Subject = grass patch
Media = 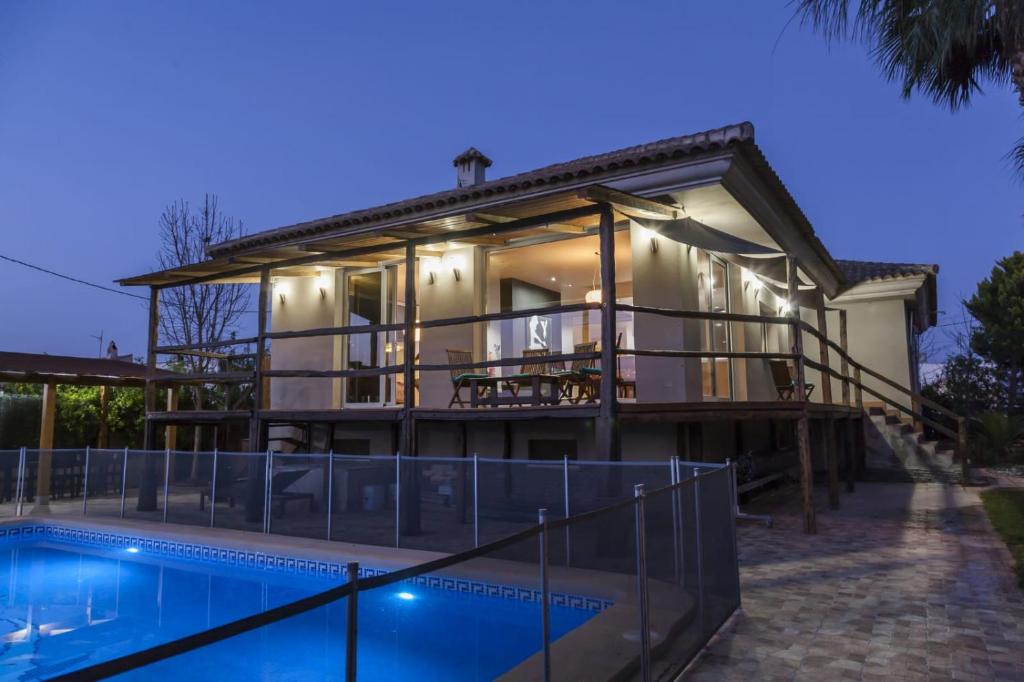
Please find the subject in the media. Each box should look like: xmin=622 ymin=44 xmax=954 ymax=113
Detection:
xmin=980 ymin=489 xmax=1024 ymax=588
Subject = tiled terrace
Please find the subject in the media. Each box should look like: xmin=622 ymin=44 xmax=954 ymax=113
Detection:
xmin=683 ymin=481 xmax=1024 ymax=681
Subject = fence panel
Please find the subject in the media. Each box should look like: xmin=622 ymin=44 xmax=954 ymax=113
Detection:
xmin=121 ymin=449 xmax=168 ymax=523
xmin=83 ymin=448 xmax=128 ymax=519
xmin=696 ymin=467 xmax=741 ymax=637
xmin=210 ymin=451 xmax=268 ymax=534
xmin=329 ymin=455 xmax=396 ymax=547
xmin=568 ymin=461 xmax=673 ymax=513
xmin=164 ymin=450 xmax=215 ymax=528
xmin=267 ymin=452 xmax=330 ymax=540
xmin=398 ymin=456 xmax=475 ymax=553
xmin=476 ymin=458 xmax=566 ymax=549
xmin=0 ymin=450 xmax=21 ymax=518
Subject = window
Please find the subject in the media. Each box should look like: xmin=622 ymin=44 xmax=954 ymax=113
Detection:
xmin=698 ymin=252 xmax=732 ymax=399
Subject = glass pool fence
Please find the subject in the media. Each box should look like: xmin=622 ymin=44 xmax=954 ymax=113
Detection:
xmin=0 ymin=448 xmax=729 ymax=556
xmin=49 ymin=464 xmax=740 ymax=681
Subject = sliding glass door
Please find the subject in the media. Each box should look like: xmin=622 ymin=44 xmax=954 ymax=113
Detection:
xmin=343 ymin=269 xmax=384 ymax=405
xmin=699 ymin=253 xmax=732 ymax=399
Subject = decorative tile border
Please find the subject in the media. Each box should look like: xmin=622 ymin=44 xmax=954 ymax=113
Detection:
xmin=0 ymin=522 xmax=612 ymax=613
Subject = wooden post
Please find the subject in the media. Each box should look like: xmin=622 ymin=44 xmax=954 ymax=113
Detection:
xmin=97 ymin=385 xmax=109 ymax=449
xmin=788 ymin=255 xmax=815 ymax=533
xmin=249 ymin=269 xmax=270 ymax=450
xmin=401 ymin=241 xmax=417 ymax=457
xmin=143 ymin=287 xmax=160 ymax=450
xmin=597 ymin=204 xmax=619 ymax=461
xmin=957 ymin=417 xmax=969 ymax=486
xmin=796 ymin=417 xmax=815 ymax=533
xmin=165 ymin=388 xmax=178 ymax=450
xmin=844 ymin=417 xmax=856 ymax=493
xmin=814 ymin=294 xmax=833 ymax=405
xmin=33 ymin=382 xmax=57 ymax=512
xmin=824 ymin=416 xmax=839 ymax=509
xmin=838 ymin=309 xmax=850 ymax=406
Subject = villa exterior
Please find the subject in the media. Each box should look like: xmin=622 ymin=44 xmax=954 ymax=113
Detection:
xmin=119 ymin=123 xmax=944 ymax=532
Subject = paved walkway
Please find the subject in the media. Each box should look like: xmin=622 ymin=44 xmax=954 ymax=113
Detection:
xmin=682 ymin=481 xmax=1024 ymax=681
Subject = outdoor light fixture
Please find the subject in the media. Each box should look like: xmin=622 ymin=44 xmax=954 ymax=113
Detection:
xmin=742 ymin=268 xmax=761 ymax=293
xmin=421 ymin=256 xmax=441 ymax=284
xmin=274 ymin=278 xmax=290 ymax=305
xmin=126 ymin=547 xmax=140 ymax=554
xmin=639 ymin=226 xmax=659 ymax=253
xmin=444 ymin=253 xmax=466 ymax=282
xmin=317 ymin=270 xmax=331 ymax=300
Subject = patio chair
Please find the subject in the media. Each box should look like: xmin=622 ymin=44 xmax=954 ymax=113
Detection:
xmin=446 ymin=349 xmax=492 ymax=408
xmin=551 ymin=342 xmax=598 ymax=404
xmin=769 ymin=360 xmax=815 ymax=400
xmin=502 ymin=349 xmax=552 ymax=405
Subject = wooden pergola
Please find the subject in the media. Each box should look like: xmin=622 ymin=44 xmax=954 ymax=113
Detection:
xmin=0 ymin=351 xmax=178 ymax=511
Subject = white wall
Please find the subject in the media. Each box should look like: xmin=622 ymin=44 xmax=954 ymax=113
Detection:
xmin=269 ymin=274 xmax=336 ymax=410
xmin=830 ymin=298 xmax=914 ymax=411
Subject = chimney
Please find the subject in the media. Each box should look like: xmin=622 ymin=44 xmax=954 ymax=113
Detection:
xmin=453 ymin=147 xmax=492 ymax=188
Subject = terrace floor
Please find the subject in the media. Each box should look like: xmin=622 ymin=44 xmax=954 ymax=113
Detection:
xmin=682 ymin=480 xmax=1024 ymax=681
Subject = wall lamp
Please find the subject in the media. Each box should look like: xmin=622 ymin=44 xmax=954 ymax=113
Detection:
xmin=640 ymin=227 xmax=659 ymax=253
xmin=274 ymin=278 xmax=289 ymax=305
xmin=317 ymin=270 xmax=331 ymax=300
xmin=741 ymin=268 xmax=761 ymax=294
xmin=444 ymin=253 xmax=466 ymax=282
xmin=421 ymin=256 xmax=441 ymax=284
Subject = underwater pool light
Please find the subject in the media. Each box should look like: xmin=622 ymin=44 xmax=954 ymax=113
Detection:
xmin=126 ymin=547 xmax=140 ymax=554
xmin=396 ymin=592 xmax=415 ymax=601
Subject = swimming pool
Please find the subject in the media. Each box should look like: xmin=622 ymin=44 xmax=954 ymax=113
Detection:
xmin=0 ymin=526 xmax=599 ymax=680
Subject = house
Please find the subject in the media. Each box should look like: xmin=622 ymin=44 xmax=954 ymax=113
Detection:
xmin=119 ymin=122 xmax=948 ymax=533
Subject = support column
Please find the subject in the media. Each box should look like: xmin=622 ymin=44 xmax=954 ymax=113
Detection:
xmin=33 ymin=382 xmax=57 ymax=513
xmin=249 ymin=268 xmax=270 ymax=451
xmin=838 ymin=309 xmax=850 ymax=406
xmin=143 ymin=287 xmax=160 ymax=450
xmin=824 ymin=416 xmax=839 ymax=509
xmin=788 ymin=255 xmax=815 ymax=534
xmin=597 ymin=204 xmax=619 ymax=460
xmin=814 ymin=294 xmax=833 ymax=405
xmin=97 ymin=385 xmax=110 ymax=449
xmin=165 ymin=388 xmax=178 ymax=450
xmin=844 ymin=417 xmax=856 ymax=493
xmin=401 ymin=241 xmax=417 ymax=457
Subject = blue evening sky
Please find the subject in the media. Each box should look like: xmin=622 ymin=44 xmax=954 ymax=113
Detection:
xmin=0 ymin=1 xmax=1019 ymax=359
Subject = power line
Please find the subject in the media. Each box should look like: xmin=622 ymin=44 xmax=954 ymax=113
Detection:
xmin=0 ymin=252 xmax=148 ymax=301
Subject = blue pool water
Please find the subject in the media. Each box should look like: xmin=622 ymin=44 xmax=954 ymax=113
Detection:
xmin=0 ymin=540 xmax=595 ymax=680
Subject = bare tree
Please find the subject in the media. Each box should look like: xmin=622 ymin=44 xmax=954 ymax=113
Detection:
xmin=158 ymin=195 xmax=249 ymax=476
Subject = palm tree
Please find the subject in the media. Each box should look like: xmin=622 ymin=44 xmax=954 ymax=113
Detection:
xmin=796 ymin=1 xmax=1024 ymax=169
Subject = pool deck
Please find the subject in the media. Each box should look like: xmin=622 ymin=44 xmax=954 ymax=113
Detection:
xmin=681 ymin=481 xmax=1024 ymax=681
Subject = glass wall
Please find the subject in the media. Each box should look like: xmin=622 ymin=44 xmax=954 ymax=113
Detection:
xmin=698 ymin=252 xmax=732 ymax=399
xmin=484 ymin=231 xmax=634 ymax=386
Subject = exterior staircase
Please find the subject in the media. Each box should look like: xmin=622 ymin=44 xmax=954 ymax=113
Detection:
xmin=862 ymin=406 xmax=961 ymax=484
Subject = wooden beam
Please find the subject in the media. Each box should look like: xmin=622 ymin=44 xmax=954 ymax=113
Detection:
xmin=401 ymin=241 xmax=417 ymax=457
xmin=466 ymin=212 xmax=586 ymax=234
xmin=824 ymin=416 xmax=839 ymax=509
xmin=249 ymin=268 xmax=270 ymax=450
xmin=578 ymin=186 xmax=679 ymax=219
xmin=165 ymin=388 xmax=178 ymax=449
xmin=788 ymin=255 xmax=815 ymax=534
xmin=839 ymin=309 xmax=850 ymax=406
xmin=814 ymin=294 xmax=834 ymax=404
xmin=597 ymin=203 xmax=619 ymax=461
xmin=34 ymin=382 xmax=57 ymax=511
xmin=143 ymin=287 xmax=159 ymax=450
xmin=796 ymin=414 xmax=815 ymax=534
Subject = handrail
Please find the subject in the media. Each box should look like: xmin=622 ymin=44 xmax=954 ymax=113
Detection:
xmin=266 ymin=321 xmax=405 ymax=341
xmin=796 ymin=319 xmax=960 ymax=421
xmin=419 ymin=302 xmax=601 ymax=329
xmin=618 ymin=303 xmax=792 ymax=326
xmin=416 ymin=351 xmax=600 ymax=373
xmin=620 ymin=349 xmax=799 ymax=361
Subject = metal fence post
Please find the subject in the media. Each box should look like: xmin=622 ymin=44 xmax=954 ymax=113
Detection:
xmin=633 ymin=484 xmax=651 ymax=682
xmin=538 ymin=508 xmax=551 ymax=682
xmin=263 ymin=449 xmax=273 ymax=534
xmin=326 ymin=450 xmax=335 ymax=541
xmin=669 ymin=456 xmax=681 ymax=585
xmin=394 ymin=451 xmax=401 ymax=548
xmin=82 ymin=446 xmax=91 ymax=516
xmin=693 ymin=467 xmax=705 ymax=633
xmin=562 ymin=455 xmax=571 ymax=567
xmin=119 ymin=447 xmax=129 ymax=519
xmin=15 ymin=447 xmax=26 ymax=517
xmin=473 ymin=453 xmax=480 ymax=548
xmin=209 ymin=448 xmax=219 ymax=528
xmin=345 ymin=561 xmax=359 ymax=682
xmin=162 ymin=448 xmax=171 ymax=523
xmin=726 ymin=465 xmax=741 ymax=603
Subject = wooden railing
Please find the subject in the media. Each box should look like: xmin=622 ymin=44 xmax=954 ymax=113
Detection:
xmin=146 ymin=302 xmax=971 ymax=480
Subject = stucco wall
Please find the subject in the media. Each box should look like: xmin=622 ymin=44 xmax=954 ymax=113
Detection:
xmin=829 ymin=298 xmax=913 ymax=411
xmin=269 ymin=274 xmax=336 ymax=410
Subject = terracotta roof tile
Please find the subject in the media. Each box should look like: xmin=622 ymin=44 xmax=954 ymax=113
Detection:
xmin=836 ymin=259 xmax=938 ymax=286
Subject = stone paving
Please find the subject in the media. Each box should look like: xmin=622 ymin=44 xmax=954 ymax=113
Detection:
xmin=681 ymin=481 xmax=1024 ymax=681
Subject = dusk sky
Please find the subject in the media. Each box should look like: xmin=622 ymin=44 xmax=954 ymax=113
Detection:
xmin=1 ymin=1 xmax=1020 ymax=360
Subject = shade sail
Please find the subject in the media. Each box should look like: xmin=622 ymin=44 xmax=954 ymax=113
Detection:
xmin=632 ymin=216 xmax=781 ymax=256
